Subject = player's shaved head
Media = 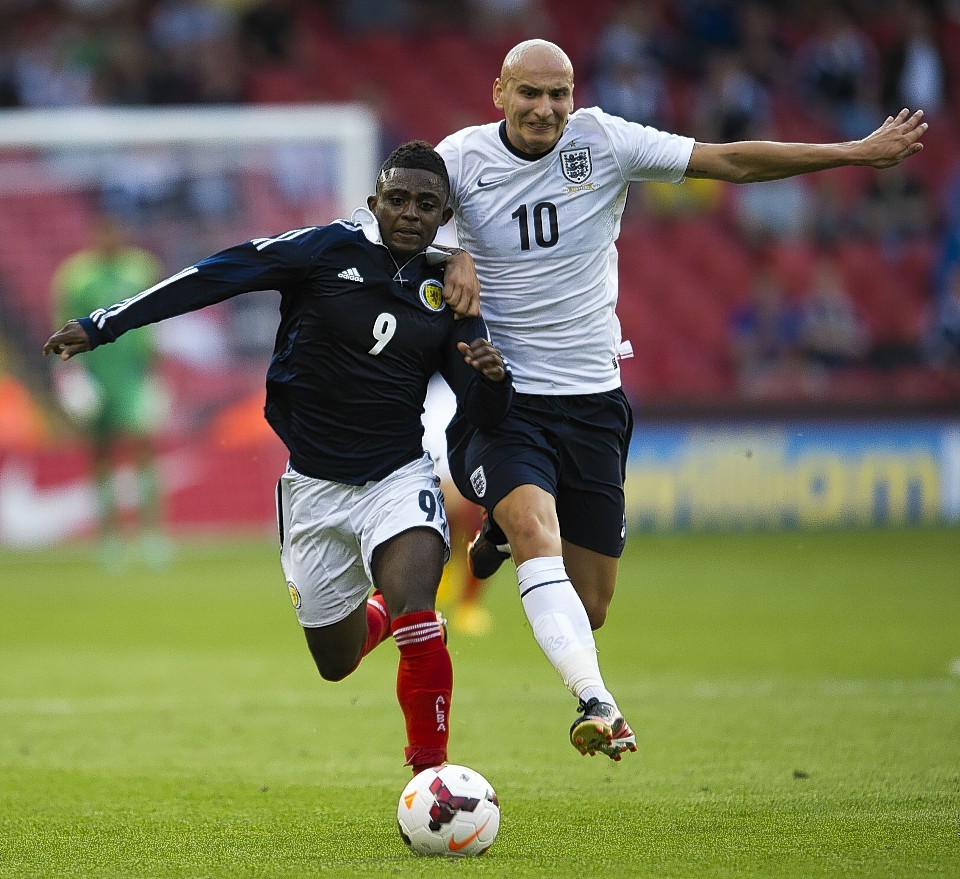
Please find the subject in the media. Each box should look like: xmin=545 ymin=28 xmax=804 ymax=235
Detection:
xmin=500 ymin=39 xmax=573 ymax=85
xmin=494 ymin=39 xmax=575 ymax=154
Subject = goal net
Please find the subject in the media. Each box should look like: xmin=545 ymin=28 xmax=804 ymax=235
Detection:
xmin=0 ymin=103 xmax=378 ymax=345
xmin=0 ymin=104 xmax=379 ymax=546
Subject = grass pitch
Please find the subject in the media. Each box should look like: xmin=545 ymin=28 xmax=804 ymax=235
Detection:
xmin=1 ymin=528 xmax=958 ymax=878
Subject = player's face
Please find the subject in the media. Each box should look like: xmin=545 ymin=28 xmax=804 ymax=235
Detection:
xmin=368 ymin=168 xmax=453 ymax=261
xmin=494 ymin=52 xmax=574 ymax=155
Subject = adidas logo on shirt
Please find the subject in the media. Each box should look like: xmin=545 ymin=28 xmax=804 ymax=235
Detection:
xmin=337 ymin=267 xmax=364 ymax=283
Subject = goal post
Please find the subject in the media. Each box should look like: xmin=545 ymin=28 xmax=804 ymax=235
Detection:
xmin=0 ymin=103 xmax=380 ymax=215
xmin=0 ymin=104 xmax=382 ymax=546
xmin=0 ymin=102 xmax=380 ymax=345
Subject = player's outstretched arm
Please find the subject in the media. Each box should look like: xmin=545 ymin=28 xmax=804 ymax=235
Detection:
xmin=441 ymin=250 xmax=481 ymax=319
xmin=685 ymin=108 xmax=927 ymax=184
xmin=457 ymin=338 xmax=506 ymax=383
xmin=42 ymin=320 xmax=92 ymax=361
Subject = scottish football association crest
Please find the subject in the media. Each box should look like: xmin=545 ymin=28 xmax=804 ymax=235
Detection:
xmin=560 ymin=147 xmax=592 ymax=184
xmin=419 ymin=279 xmax=445 ymax=311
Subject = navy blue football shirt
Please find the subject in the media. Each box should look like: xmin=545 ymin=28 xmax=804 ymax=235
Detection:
xmin=78 ymin=210 xmax=513 ymax=484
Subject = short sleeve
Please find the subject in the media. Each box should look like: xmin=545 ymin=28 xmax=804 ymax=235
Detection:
xmin=583 ymin=107 xmax=694 ymax=184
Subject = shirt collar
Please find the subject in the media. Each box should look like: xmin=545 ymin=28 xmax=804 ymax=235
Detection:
xmin=350 ymin=206 xmax=448 ymax=264
xmin=350 ymin=206 xmax=384 ymax=245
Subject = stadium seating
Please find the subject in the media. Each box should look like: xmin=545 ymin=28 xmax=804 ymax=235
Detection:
xmin=2 ymin=4 xmax=957 ymax=412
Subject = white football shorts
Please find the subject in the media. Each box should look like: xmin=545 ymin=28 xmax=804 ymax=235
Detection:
xmin=276 ymin=453 xmax=451 ymax=628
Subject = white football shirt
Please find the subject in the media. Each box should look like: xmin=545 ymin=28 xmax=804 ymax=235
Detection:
xmin=437 ymin=107 xmax=694 ymax=394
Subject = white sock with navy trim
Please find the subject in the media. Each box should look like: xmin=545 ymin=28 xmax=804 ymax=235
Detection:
xmin=516 ymin=556 xmax=616 ymax=708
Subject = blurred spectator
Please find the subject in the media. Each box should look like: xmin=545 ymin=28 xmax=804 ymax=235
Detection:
xmin=239 ymin=0 xmax=299 ymax=64
xmin=89 ymin=5 xmax=154 ymax=105
xmin=943 ymin=1 xmax=960 ymax=92
xmin=798 ymin=252 xmax=870 ymax=369
xmin=807 ymin=176 xmax=860 ymax=247
xmin=147 ymin=0 xmax=240 ymax=103
xmin=0 ymin=3 xmax=18 ymax=105
xmin=409 ymin=0 xmax=471 ymax=32
xmin=191 ymin=31 xmax=245 ymax=103
xmin=593 ymin=57 xmax=673 ymax=129
xmin=671 ymin=0 xmax=739 ymax=74
xmin=335 ymin=0 xmax=469 ymax=33
xmin=729 ymin=255 xmax=806 ymax=396
xmin=12 ymin=7 xmax=97 ymax=106
xmin=334 ymin=0 xmax=415 ymax=33
xmin=882 ymin=0 xmax=946 ymax=117
xmin=925 ymin=261 xmax=960 ymax=368
xmin=738 ymin=0 xmax=790 ymax=90
xmin=937 ymin=171 xmax=960 ymax=288
xmin=49 ymin=213 xmax=173 ymax=570
xmin=794 ymin=6 xmax=880 ymax=139
xmin=730 ymin=158 xmax=816 ymax=244
xmin=691 ymin=50 xmax=772 ymax=142
xmin=149 ymin=0 xmax=232 ymax=51
xmin=466 ymin=0 xmax=554 ymax=42
xmin=590 ymin=2 xmax=673 ymax=128
xmin=858 ymin=165 xmax=934 ymax=249
xmin=592 ymin=0 xmax=668 ymax=67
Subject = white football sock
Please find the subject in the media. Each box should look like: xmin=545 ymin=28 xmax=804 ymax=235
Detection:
xmin=516 ymin=556 xmax=616 ymax=708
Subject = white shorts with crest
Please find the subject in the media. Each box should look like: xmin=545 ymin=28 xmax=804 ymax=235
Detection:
xmin=276 ymin=453 xmax=450 ymax=628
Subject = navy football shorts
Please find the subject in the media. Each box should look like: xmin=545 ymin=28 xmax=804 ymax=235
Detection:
xmin=446 ymin=388 xmax=634 ymax=558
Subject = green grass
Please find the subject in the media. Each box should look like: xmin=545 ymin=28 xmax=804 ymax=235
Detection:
xmin=1 ymin=528 xmax=958 ymax=878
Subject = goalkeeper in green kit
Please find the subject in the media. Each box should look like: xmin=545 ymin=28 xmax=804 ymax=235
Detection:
xmin=50 ymin=214 xmax=172 ymax=569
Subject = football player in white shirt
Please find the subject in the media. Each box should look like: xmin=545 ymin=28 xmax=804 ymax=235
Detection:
xmin=436 ymin=39 xmax=927 ymax=761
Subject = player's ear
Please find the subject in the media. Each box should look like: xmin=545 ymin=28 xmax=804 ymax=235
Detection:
xmin=493 ymin=78 xmax=504 ymax=109
xmin=440 ymin=206 xmax=453 ymax=226
xmin=367 ymin=194 xmax=377 ymax=212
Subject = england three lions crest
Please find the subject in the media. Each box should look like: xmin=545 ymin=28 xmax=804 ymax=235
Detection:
xmin=560 ymin=147 xmax=592 ymax=184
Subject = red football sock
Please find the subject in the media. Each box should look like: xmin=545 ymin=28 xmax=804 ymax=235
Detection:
xmin=392 ymin=611 xmax=452 ymax=774
xmin=362 ymin=590 xmax=391 ymax=659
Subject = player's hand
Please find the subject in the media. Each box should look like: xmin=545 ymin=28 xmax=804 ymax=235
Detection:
xmin=458 ymin=338 xmax=506 ymax=382
xmin=42 ymin=320 xmax=92 ymax=361
xmin=443 ymin=250 xmax=481 ymax=319
xmin=857 ymin=108 xmax=927 ymax=169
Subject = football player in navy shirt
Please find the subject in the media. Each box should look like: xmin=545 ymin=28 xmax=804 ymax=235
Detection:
xmin=44 ymin=141 xmax=513 ymax=775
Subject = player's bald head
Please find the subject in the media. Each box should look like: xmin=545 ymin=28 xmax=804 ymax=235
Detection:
xmin=500 ymin=39 xmax=573 ymax=85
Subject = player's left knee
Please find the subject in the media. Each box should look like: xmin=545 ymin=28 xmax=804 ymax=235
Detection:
xmin=313 ymin=655 xmax=359 ymax=682
xmin=305 ymin=637 xmax=362 ymax=682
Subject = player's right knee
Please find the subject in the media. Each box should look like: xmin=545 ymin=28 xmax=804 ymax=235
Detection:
xmin=502 ymin=510 xmax=559 ymax=558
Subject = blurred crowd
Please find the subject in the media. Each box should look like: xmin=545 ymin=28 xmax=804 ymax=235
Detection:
xmin=1 ymin=0 xmax=960 ymax=433
xmin=0 ymin=1 xmax=954 ymax=122
xmin=0 ymin=1 xmax=954 ymax=128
